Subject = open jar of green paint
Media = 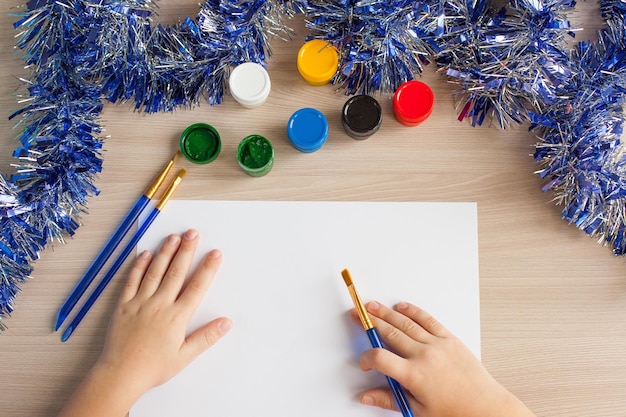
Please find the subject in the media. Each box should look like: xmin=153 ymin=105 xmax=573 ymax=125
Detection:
xmin=237 ymin=134 xmax=274 ymax=177
xmin=179 ymin=123 xmax=221 ymax=164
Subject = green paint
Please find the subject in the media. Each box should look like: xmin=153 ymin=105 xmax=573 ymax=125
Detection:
xmin=180 ymin=123 xmax=221 ymax=164
xmin=241 ymin=138 xmax=272 ymax=168
xmin=237 ymin=135 xmax=274 ymax=177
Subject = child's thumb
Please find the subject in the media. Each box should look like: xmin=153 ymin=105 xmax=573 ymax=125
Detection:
xmin=184 ymin=317 xmax=232 ymax=359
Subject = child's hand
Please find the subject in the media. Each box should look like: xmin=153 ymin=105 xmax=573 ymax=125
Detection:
xmin=96 ymin=229 xmax=232 ymax=394
xmin=58 ymin=229 xmax=231 ymax=417
xmin=354 ymin=301 xmax=536 ymax=417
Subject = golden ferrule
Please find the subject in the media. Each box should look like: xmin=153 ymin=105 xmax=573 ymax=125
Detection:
xmin=144 ymin=152 xmax=179 ymax=199
xmin=156 ymin=169 xmax=186 ymax=210
xmin=348 ymin=285 xmax=374 ymax=330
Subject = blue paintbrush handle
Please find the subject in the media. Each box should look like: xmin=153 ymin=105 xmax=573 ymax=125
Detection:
xmin=366 ymin=327 xmax=414 ymax=417
xmin=55 ymin=195 xmax=150 ymax=330
xmin=61 ymin=207 xmax=161 ymax=342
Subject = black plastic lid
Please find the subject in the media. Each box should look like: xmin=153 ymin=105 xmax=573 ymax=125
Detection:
xmin=341 ymin=95 xmax=383 ymax=139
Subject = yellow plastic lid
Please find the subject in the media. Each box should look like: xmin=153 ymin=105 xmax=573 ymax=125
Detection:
xmin=297 ymin=40 xmax=339 ymax=86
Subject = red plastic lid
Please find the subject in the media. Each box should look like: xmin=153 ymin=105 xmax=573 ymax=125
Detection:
xmin=392 ymin=81 xmax=434 ymax=126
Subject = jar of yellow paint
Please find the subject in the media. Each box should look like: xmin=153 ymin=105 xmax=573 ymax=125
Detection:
xmin=296 ymin=39 xmax=339 ymax=86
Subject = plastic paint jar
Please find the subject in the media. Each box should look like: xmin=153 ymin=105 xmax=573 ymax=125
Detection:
xmin=297 ymin=39 xmax=339 ymax=86
xmin=392 ymin=80 xmax=435 ymax=126
xmin=179 ymin=123 xmax=221 ymax=164
xmin=237 ymin=134 xmax=274 ymax=177
xmin=287 ymin=108 xmax=329 ymax=152
xmin=228 ymin=62 xmax=271 ymax=108
xmin=341 ymin=95 xmax=383 ymax=139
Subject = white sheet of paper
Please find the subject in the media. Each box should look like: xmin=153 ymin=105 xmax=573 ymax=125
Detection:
xmin=131 ymin=200 xmax=480 ymax=417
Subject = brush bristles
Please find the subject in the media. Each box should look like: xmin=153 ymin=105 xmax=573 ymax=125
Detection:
xmin=341 ymin=269 xmax=353 ymax=286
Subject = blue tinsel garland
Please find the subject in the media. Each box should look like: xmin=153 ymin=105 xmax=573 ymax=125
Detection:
xmin=1 ymin=0 xmax=625 ymax=328
xmin=1 ymin=0 xmax=295 ymax=327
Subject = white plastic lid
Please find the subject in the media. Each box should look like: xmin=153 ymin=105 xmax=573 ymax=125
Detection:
xmin=228 ymin=62 xmax=271 ymax=108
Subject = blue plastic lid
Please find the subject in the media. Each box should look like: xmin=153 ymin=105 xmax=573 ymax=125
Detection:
xmin=287 ymin=108 xmax=329 ymax=152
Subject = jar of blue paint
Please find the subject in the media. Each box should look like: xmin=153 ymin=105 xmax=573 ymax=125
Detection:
xmin=286 ymin=108 xmax=329 ymax=153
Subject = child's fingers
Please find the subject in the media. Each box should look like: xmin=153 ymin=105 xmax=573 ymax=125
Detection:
xmin=360 ymin=388 xmax=398 ymax=412
xmin=119 ymin=250 xmax=152 ymax=302
xmin=157 ymin=229 xmax=200 ymax=300
xmin=349 ymin=304 xmax=423 ymax=359
xmin=367 ymin=301 xmax=434 ymax=344
xmin=366 ymin=316 xmax=420 ymax=359
xmin=182 ymin=317 xmax=232 ymax=361
xmin=176 ymin=249 xmax=223 ymax=314
xmin=395 ymin=302 xmax=449 ymax=338
xmin=136 ymin=233 xmax=182 ymax=299
xmin=359 ymin=387 xmax=425 ymax=416
xmin=360 ymin=347 xmax=413 ymax=389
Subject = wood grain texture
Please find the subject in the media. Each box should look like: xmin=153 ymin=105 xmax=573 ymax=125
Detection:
xmin=0 ymin=2 xmax=625 ymax=416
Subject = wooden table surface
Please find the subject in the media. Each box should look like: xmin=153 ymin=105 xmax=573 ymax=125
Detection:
xmin=1 ymin=2 xmax=624 ymax=416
